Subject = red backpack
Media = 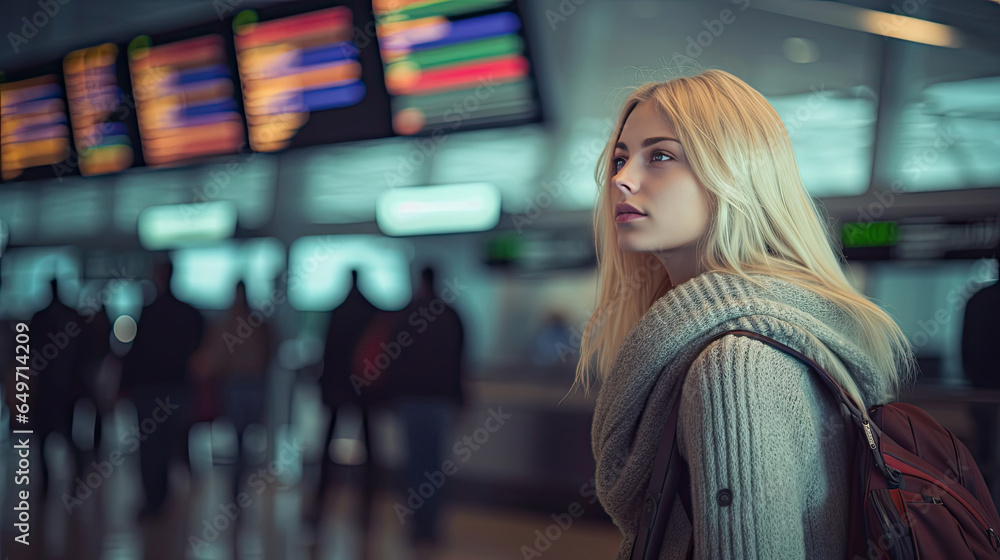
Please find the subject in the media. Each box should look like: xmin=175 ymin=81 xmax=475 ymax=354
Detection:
xmin=631 ymin=329 xmax=1000 ymax=560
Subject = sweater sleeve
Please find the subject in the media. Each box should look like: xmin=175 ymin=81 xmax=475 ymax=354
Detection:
xmin=675 ymin=334 xmax=815 ymax=559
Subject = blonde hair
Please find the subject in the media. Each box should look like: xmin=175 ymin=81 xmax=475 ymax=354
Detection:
xmin=573 ymin=69 xmax=916 ymax=410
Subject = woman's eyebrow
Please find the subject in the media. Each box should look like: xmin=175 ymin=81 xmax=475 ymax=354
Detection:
xmin=614 ymin=136 xmax=682 ymax=151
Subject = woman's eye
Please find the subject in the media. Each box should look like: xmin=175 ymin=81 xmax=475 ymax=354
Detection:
xmin=612 ymin=157 xmax=625 ymax=173
xmin=651 ymin=151 xmax=673 ymax=163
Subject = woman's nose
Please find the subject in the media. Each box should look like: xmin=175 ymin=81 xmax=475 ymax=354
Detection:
xmin=614 ymin=163 xmax=637 ymax=194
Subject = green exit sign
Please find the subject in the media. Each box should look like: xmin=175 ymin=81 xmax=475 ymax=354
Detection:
xmin=486 ymin=233 xmax=522 ymax=263
xmin=842 ymin=221 xmax=900 ymax=248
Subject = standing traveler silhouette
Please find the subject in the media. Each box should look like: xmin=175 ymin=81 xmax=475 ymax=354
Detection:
xmin=192 ymin=280 xmax=272 ymax=502
xmin=313 ymin=268 xmax=380 ymax=543
xmin=962 ymin=238 xmax=1000 ymax=491
xmin=119 ymin=256 xmax=204 ymax=518
xmin=30 ymin=277 xmax=84 ymax=498
xmin=383 ymin=265 xmax=466 ymax=550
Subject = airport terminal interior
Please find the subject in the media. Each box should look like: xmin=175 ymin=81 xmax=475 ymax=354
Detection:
xmin=0 ymin=0 xmax=999 ymax=558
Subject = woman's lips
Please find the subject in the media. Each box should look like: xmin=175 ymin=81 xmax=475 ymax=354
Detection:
xmin=615 ymin=212 xmax=647 ymax=223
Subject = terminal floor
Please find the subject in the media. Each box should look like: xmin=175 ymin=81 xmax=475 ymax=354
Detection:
xmin=6 ymin=460 xmax=623 ymax=560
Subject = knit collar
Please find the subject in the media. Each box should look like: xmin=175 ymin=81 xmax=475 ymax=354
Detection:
xmin=590 ymin=270 xmax=889 ymax=537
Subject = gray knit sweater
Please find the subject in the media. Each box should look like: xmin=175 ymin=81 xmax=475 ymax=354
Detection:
xmin=591 ymin=271 xmax=893 ymax=559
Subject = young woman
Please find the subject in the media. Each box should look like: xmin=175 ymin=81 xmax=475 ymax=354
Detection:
xmin=576 ymin=69 xmax=917 ymax=559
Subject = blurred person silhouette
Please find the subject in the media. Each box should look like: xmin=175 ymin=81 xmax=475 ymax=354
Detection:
xmin=73 ymin=289 xmax=114 ymax=472
xmin=381 ymin=265 xmax=466 ymax=549
xmin=119 ymin=255 xmax=204 ymax=518
xmin=30 ymin=277 xmax=84 ymax=498
xmin=530 ymin=311 xmax=574 ymax=369
xmin=192 ymin=280 xmax=272 ymax=502
xmin=962 ymin=238 xmax=1000 ymax=483
xmin=312 ymin=267 xmax=381 ymax=532
xmin=189 ymin=332 xmax=225 ymax=427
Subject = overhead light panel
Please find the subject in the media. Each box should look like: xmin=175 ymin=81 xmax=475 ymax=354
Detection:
xmin=376 ymin=182 xmax=501 ymax=236
xmin=754 ymin=0 xmax=963 ymax=48
xmin=138 ymin=201 xmax=237 ymax=250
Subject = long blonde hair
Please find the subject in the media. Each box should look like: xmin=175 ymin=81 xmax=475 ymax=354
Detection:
xmin=573 ymin=69 xmax=916 ymax=410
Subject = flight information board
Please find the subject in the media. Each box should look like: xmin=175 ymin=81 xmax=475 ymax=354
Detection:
xmin=0 ymin=69 xmax=73 ymax=181
xmin=64 ymin=42 xmax=138 ymax=176
xmin=233 ymin=0 xmax=393 ymax=150
xmin=127 ymin=29 xmax=246 ymax=167
xmin=373 ymin=0 xmax=542 ymax=135
xmin=0 ymin=0 xmax=544 ymax=182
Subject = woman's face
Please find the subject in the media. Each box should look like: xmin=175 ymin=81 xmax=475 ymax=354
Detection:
xmin=611 ymin=100 xmax=711 ymax=261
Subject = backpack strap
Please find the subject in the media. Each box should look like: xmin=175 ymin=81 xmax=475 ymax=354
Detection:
xmin=630 ymin=373 xmax=691 ymax=560
xmin=629 ymin=328 xmax=901 ymax=560
xmin=716 ymin=330 xmax=900 ymax=486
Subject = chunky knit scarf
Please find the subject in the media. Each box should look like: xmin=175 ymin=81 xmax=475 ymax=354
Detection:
xmin=591 ymin=270 xmax=892 ymax=558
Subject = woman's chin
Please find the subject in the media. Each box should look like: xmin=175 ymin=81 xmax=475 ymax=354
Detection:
xmin=617 ymin=237 xmax=645 ymax=253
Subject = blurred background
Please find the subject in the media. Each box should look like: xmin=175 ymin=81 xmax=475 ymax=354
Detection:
xmin=0 ymin=0 xmax=999 ymax=558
